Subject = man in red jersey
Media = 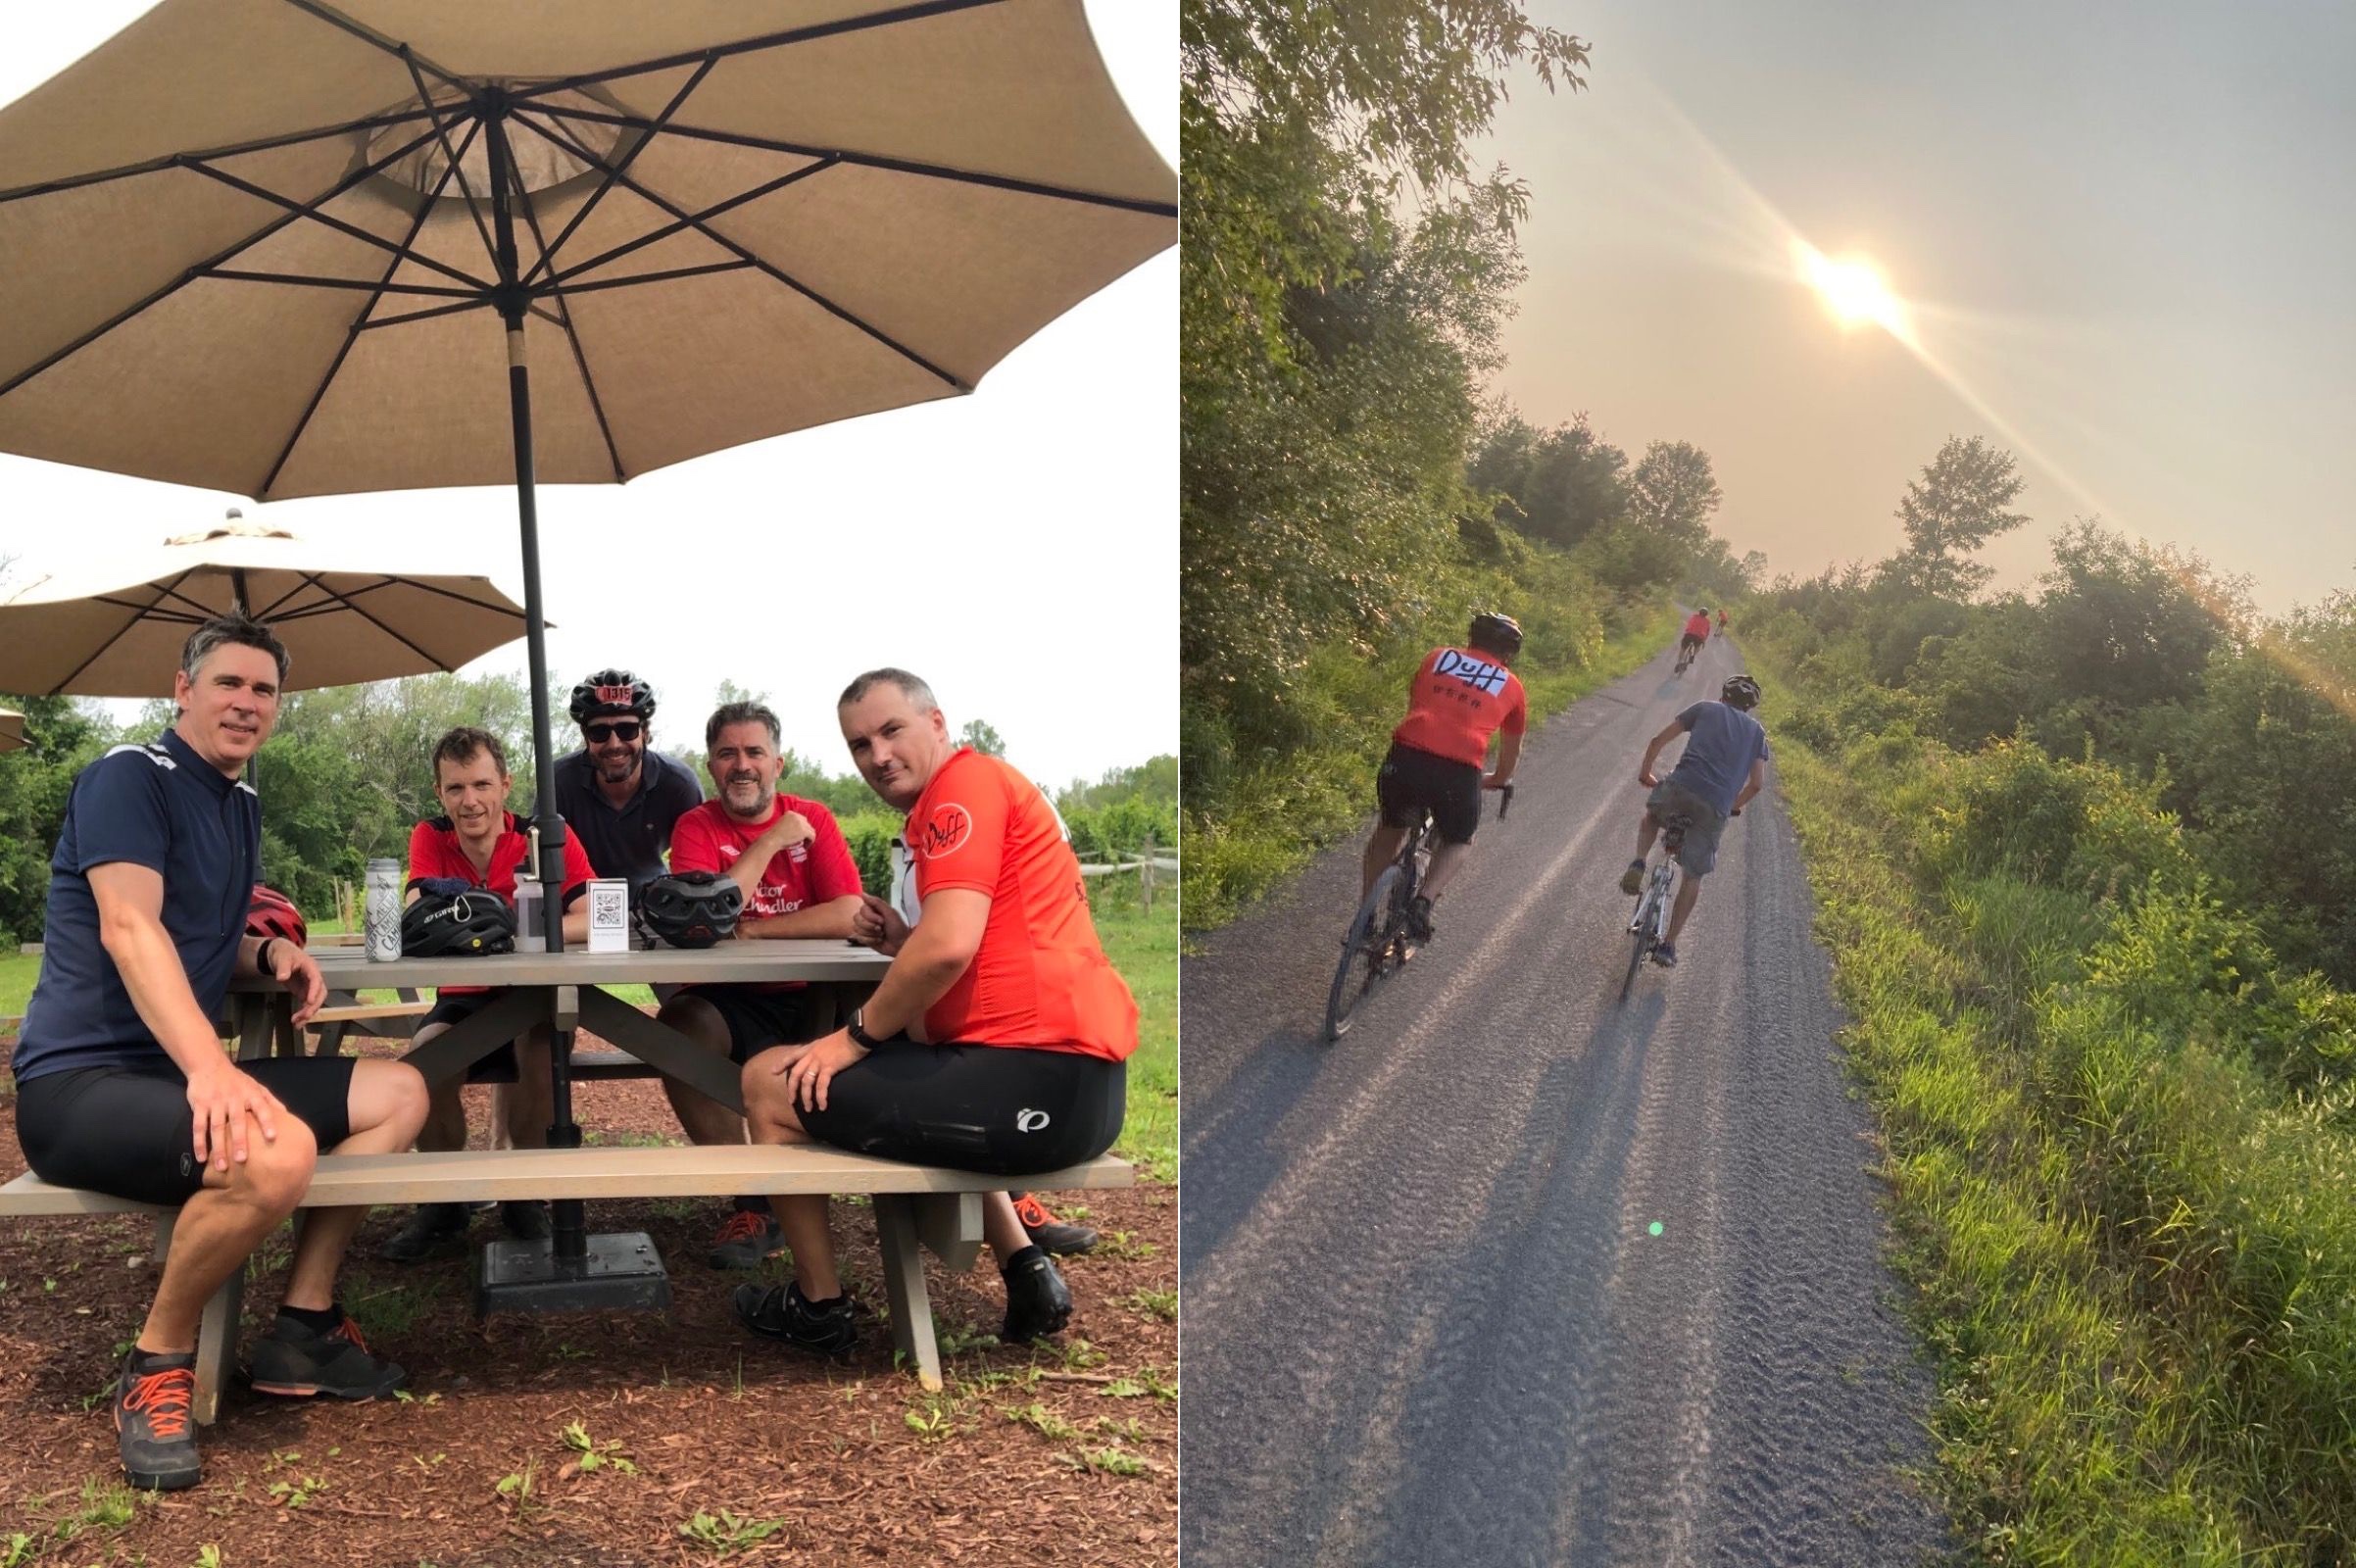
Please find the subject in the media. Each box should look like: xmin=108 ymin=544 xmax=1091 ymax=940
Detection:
xmin=379 ymin=727 xmax=595 ymax=1263
xmin=730 ymin=669 xmax=1138 ymax=1356
xmin=656 ymin=700 xmax=864 ymax=1268
xmin=1359 ymin=612 xmax=1527 ymax=945
xmin=1678 ymin=607 xmax=1711 ymax=669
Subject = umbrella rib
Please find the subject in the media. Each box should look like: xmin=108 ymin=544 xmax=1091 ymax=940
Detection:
xmin=542 ymin=157 xmax=839 ymax=289
xmin=206 ymin=270 xmax=482 ymax=298
xmin=0 ymin=122 xmax=447 ymax=403
xmin=260 ymin=119 xmax=482 ymax=499
xmin=521 ymin=57 xmax=717 ymax=289
xmin=292 ymin=575 xmax=450 ymax=669
xmin=505 ymin=157 xmax=626 ymax=483
xmin=512 ymin=0 xmax=1008 ymax=101
xmin=178 ymin=159 xmax=495 ymax=292
xmin=531 ymin=107 xmax=1176 ymax=218
xmin=276 ymin=574 xmax=526 ymax=618
xmin=544 ymin=261 xmax=756 ymax=296
xmin=274 ymin=0 xmax=472 ymax=98
xmin=510 ymin=112 xmax=970 ymax=392
xmin=51 ymin=578 xmax=187 ymax=694
xmin=0 ymin=107 xmax=440 ymax=207
xmin=401 ymin=51 xmax=501 ymax=272
xmin=357 ymin=296 xmax=499 ymax=331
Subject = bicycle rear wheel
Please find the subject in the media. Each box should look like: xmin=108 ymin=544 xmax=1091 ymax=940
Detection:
xmin=1325 ymin=866 xmax=1401 ymax=1040
xmin=1619 ymin=918 xmax=1649 ymax=1004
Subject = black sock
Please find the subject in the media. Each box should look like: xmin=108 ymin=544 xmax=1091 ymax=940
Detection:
xmin=732 ymin=1195 xmax=770 ymax=1214
xmin=127 ymin=1346 xmax=195 ymax=1372
xmin=277 ymin=1302 xmax=343 ymax=1334
xmin=1002 ymin=1244 xmax=1047 ymax=1276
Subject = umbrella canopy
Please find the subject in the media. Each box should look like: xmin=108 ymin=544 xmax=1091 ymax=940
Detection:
xmin=0 ymin=0 xmax=1175 ymax=496
xmin=0 ymin=514 xmax=532 ymax=695
xmin=0 ymin=708 xmax=23 ymax=752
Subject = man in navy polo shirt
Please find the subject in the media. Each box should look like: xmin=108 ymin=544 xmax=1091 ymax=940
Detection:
xmin=9 ymin=615 xmax=430 ymax=1493
xmin=551 ymin=669 xmax=703 ymax=886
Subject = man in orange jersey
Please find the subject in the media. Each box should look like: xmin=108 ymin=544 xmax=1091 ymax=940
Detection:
xmin=731 ymin=669 xmax=1138 ymax=1355
xmin=1359 ymin=612 xmax=1527 ymax=945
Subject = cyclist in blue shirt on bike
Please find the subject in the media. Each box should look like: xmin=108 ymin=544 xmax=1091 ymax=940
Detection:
xmin=1618 ymin=674 xmax=1768 ymax=968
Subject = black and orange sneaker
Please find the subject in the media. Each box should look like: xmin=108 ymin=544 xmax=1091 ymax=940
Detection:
xmin=1002 ymin=1246 xmax=1073 ymax=1342
xmin=708 ymin=1207 xmax=787 ymax=1269
xmin=115 ymin=1350 xmax=201 ymax=1491
xmin=248 ymin=1308 xmax=406 ymax=1400
xmin=1010 ymin=1193 xmax=1098 ymax=1257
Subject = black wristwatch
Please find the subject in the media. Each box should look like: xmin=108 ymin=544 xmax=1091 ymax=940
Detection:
xmin=257 ymin=937 xmax=281 ymax=975
xmin=846 ymin=1007 xmax=883 ymax=1052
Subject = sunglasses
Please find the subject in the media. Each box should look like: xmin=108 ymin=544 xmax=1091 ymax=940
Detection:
xmin=584 ymin=720 xmax=642 ymax=744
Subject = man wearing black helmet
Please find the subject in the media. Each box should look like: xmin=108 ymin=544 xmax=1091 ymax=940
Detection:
xmin=551 ymin=669 xmax=704 ymax=890
xmin=1359 ymin=612 xmax=1528 ymax=944
xmin=1620 ymin=674 xmax=1770 ymax=968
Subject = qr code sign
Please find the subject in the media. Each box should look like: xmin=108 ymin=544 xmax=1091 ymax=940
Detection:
xmin=593 ymin=886 xmax=626 ymax=924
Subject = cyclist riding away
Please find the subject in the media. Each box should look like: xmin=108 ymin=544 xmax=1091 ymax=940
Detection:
xmin=1617 ymin=673 xmax=1769 ymax=968
xmin=1361 ymin=612 xmax=1527 ymax=946
xmin=1715 ymin=608 xmax=1729 ymax=634
xmin=1677 ymin=608 xmax=1711 ymax=668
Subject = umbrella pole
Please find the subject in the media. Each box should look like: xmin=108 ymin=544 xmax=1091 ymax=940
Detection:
xmin=473 ymin=100 xmax=666 ymax=1316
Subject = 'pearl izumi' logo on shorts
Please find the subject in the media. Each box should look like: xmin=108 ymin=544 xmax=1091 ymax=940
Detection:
xmin=1015 ymin=1109 xmax=1051 ymax=1133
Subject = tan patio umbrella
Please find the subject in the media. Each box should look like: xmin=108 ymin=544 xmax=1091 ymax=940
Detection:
xmin=0 ymin=1 xmax=1172 ymax=1301
xmin=0 ymin=513 xmax=531 ymax=695
xmin=0 ymin=708 xmax=24 ymax=753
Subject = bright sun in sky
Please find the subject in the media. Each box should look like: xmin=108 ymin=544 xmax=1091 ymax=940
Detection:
xmin=1794 ymin=242 xmax=1906 ymax=336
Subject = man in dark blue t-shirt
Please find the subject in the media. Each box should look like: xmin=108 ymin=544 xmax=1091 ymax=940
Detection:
xmin=1619 ymin=673 xmax=1772 ymax=968
xmin=550 ymin=668 xmax=703 ymax=887
xmin=9 ymin=616 xmax=429 ymax=1494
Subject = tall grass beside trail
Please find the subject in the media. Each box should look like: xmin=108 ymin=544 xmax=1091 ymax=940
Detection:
xmin=1090 ymin=881 xmax=1177 ymax=1184
xmin=1181 ymin=596 xmax=1680 ymax=931
xmin=1747 ymin=647 xmax=2356 ymax=1564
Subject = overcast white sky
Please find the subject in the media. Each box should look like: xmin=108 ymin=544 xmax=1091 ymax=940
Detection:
xmin=0 ymin=2 xmax=1174 ymax=794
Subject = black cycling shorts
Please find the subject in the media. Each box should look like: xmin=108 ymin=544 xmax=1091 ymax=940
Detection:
xmin=1375 ymin=741 xmax=1484 ymax=846
xmin=1679 ymin=632 xmax=1705 ymax=655
xmin=674 ymin=987 xmax=828 ymax=1064
xmin=796 ymin=1044 xmax=1124 ymax=1177
xmin=16 ymin=1055 xmax=357 ymax=1206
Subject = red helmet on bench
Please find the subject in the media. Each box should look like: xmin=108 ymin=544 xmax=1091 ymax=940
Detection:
xmin=246 ymin=884 xmax=307 ymax=949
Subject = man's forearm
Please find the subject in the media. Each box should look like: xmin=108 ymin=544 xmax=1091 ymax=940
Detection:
xmin=101 ymin=918 xmax=232 ymax=1075
xmin=859 ymin=922 xmax=974 ymax=1039
xmin=741 ymin=898 xmax=860 ymax=941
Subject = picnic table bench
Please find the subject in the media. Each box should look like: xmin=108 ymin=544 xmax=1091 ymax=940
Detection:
xmin=2 ymin=940 xmax=1137 ymax=1421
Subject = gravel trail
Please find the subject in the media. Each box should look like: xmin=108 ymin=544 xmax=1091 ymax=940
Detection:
xmin=1179 ymin=636 xmax=1953 ymax=1568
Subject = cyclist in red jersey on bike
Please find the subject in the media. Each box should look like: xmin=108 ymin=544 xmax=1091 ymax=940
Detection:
xmin=1678 ymin=609 xmax=1711 ymax=666
xmin=1361 ymin=612 xmax=1527 ymax=945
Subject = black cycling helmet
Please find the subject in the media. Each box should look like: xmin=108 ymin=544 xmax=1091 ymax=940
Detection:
xmin=402 ymin=890 xmax=516 ymax=956
xmin=637 ymin=869 xmax=744 ymax=950
xmin=1467 ymin=611 xmax=1523 ymax=660
xmin=568 ymin=668 xmax=656 ymax=726
xmin=1721 ymin=674 xmax=1762 ymax=711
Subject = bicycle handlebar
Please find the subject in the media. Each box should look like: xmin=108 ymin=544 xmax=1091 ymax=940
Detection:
xmin=1497 ymin=783 xmax=1515 ymax=820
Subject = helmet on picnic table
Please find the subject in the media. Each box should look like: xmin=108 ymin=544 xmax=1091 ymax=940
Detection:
xmin=402 ymin=889 xmax=516 ymax=957
xmin=636 ymin=870 xmax=744 ymax=950
xmin=245 ymin=884 xmax=307 ymax=949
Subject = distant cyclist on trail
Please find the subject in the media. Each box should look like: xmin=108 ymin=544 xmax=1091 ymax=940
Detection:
xmin=1360 ymin=612 xmax=1527 ymax=946
xmin=1677 ymin=608 xmax=1712 ymax=668
xmin=1618 ymin=673 xmax=1768 ymax=969
xmin=1715 ymin=608 xmax=1729 ymax=633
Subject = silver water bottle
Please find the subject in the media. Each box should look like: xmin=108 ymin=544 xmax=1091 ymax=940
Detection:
xmin=364 ymin=858 xmax=402 ymax=961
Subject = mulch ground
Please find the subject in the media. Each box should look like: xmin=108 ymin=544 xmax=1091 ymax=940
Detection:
xmin=0 ymin=1040 xmax=1177 ymax=1566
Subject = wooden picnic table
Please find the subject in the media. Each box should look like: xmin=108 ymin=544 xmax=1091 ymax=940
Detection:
xmin=229 ymin=942 xmax=892 ymax=1108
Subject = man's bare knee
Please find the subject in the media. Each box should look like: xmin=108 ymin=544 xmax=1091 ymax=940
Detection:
xmin=235 ymin=1118 xmax=319 ymax=1213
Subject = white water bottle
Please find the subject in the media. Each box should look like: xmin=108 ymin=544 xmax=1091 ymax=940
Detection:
xmin=364 ymin=858 xmax=402 ymax=961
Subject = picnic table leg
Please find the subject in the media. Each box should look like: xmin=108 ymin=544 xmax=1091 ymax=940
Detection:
xmin=871 ymin=1195 xmax=943 ymax=1392
xmin=192 ymin=1263 xmax=243 ymax=1427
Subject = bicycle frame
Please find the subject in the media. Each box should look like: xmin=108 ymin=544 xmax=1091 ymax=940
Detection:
xmin=1323 ymin=785 xmax=1513 ymax=1040
xmin=1620 ymin=813 xmax=1688 ymax=1003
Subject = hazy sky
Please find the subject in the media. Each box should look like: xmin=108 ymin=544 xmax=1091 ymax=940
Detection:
xmin=1479 ymin=2 xmax=2354 ymax=614
xmin=0 ymin=3 xmax=1173 ymax=792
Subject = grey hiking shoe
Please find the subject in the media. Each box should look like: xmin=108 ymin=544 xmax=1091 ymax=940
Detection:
xmin=734 ymin=1282 xmax=857 ymax=1355
xmin=1620 ymin=859 xmax=1646 ymax=896
xmin=248 ymin=1310 xmax=406 ymax=1400
xmin=1651 ymin=942 xmax=1679 ymax=969
xmin=1002 ymin=1247 xmax=1073 ymax=1343
xmin=115 ymin=1352 xmax=201 ymax=1492
xmin=1403 ymin=895 xmax=1436 ymax=945
xmin=378 ymin=1202 xmax=467 ymax=1263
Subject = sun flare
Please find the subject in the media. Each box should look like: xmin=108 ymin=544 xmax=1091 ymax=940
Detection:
xmin=1794 ymin=243 xmax=1905 ymax=335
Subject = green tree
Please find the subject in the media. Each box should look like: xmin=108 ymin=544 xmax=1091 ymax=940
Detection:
xmin=1889 ymin=434 xmax=2031 ymax=600
xmin=0 ymin=695 xmax=114 ymax=946
xmin=1627 ymin=439 xmax=1722 ymax=548
xmin=957 ymin=719 xmax=1006 ymax=757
